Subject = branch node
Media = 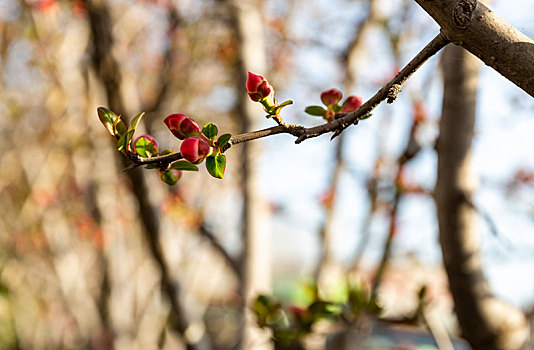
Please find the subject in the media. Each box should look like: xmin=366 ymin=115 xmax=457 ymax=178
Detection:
xmin=387 ymin=84 xmax=402 ymax=103
xmin=453 ymin=0 xmax=477 ymax=29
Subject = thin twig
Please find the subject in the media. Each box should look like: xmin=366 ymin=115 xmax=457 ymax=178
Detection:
xmin=124 ymin=33 xmax=449 ymax=171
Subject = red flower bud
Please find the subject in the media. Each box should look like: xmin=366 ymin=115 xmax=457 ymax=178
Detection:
xmin=164 ymin=114 xmax=201 ymax=140
xmin=246 ymin=72 xmax=273 ymax=102
xmin=180 ymin=136 xmax=211 ymax=164
xmin=341 ymin=96 xmax=363 ymax=113
xmin=320 ymin=89 xmax=342 ymax=107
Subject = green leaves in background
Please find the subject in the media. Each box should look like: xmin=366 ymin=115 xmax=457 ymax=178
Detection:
xmin=206 ymin=154 xmax=226 ymax=179
xmin=202 ymin=122 xmax=218 ymax=141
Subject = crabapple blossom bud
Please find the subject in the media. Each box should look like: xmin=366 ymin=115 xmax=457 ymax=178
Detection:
xmin=341 ymin=96 xmax=363 ymax=113
xmin=246 ymin=72 xmax=273 ymax=102
xmin=320 ymin=88 xmax=342 ymax=107
xmin=180 ymin=136 xmax=211 ymax=164
xmin=164 ymin=114 xmax=201 ymax=140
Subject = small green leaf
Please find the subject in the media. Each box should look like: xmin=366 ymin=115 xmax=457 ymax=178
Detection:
xmin=202 ymin=122 xmax=218 ymax=140
xmin=113 ymin=116 xmax=127 ymax=137
xmin=279 ymin=100 xmax=293 ymax=108
xmin=128 ymin=112 xmax=145 ymax=133
xmin=117 ymin=112 xmax=145 ymax=152
xmin=117 ymin=129 xmax=135 ymax=152
xmin=146 ymin=164 xmax=159 ymax=169
xmin=304 ymin=106 xmax=326 ymax=117
xmin=171 ymin=160 xmax=198 ymax=171
xmin=135 ymin=136 xmax=158 ymax=158
xmin=98 ymin=107 xmax=120 ymax=138
xmin=159 ymin=149 xmax=174 ymax=156
xmin=333 ymin=104 xmax=341 ymax=113
xmin=216 ymin=133 xmax=232 ymax=148
xmin=160 ymin=170 xmax=180 ymax=186
xmin=206 ymin=154 xmax=226 ymax=179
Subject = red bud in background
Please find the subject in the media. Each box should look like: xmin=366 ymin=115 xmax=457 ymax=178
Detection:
xmin=164 ymin=114 xmax=201 ymax=140
xmin=320 ymin=89 xmax=342 ymax=107
xmin=180 ymin=136 xmax=211 ymax=164
xmin=341 ymin=96 xmax=363 ymax=113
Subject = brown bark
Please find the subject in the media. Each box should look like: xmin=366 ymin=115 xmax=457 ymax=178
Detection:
xmin=415 ymin=0 xmax=534 ymax=98
xmin=436 ymin=44 xmax=528 ymax=350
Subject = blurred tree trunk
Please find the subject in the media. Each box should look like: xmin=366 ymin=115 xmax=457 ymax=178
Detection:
xmin=436 ymin=44 xmax=528 ymax=350
xmin=230 ymin=0 xmax=272 ymax=349
xmin=85 ymin=0 xmax=202 ymax=349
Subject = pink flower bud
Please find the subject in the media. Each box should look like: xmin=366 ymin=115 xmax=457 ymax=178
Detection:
xmin=341 ymin=96 xmax=363 ymax=113
xmin=320 ymin=89 xmax=342 ymax=107
xmin=180 ymin=136 xmax=211 ymax=164
xmin=246 ymin=72 xmax=273 ymax=102
xmin=164 ymin=114 xmax=201 ymax=140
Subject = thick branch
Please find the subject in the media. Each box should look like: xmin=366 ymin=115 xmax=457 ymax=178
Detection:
xmin=415 ymin=0 xmax=534 ymax=98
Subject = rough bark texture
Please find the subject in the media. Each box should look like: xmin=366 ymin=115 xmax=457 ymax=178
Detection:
xmin=436 ymin=44 xmax=528 ymax=350
xmin=415 ymin=0 xmax=534 ymax=98
xmin=230 ymin=0 xmax=273 ymax=349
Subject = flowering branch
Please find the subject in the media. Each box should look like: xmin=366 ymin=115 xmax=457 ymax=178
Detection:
xmin=101 ymin=32 xmax=449 ymax=182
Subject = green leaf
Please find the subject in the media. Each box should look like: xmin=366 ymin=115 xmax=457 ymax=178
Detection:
xmin=279 ymin=100 xmax=293 ymax=108
xmin=113 ymin=116 xmax=127 ymax=137
xmin=216 ymin=133 xmax=232 ymax=148
xmin=117 ymin=112 xmax=145 ymax=152
xmin=159 ymin=149 xmax=174 ymax=156
xmin=98 ymin=107 xmax=121 ymax=138
xmin=128 ymin=112 xmax=145 ymax=133
xmin=145 ymin=164 xmax=159 ymax=169
xmin=206 ymin=154 xmax=226 ymax=179
xmin=202 ymin=122 xmax=218 ymax=140
xmin=160 ymin=169 xmax=180 ymax=186
xmin=117 ymin=130 xmax=135 ymax=152
xmin=304 ymin=106 xmax=326 ymax=117
xmin=135 ymin=137 xmax=158 ymax=158
xmin=171 ymin=160 xmax=198 ymax=171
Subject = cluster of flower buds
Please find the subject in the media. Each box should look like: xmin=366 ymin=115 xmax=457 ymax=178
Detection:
xmin=305 ymin=88 xmax=363 ymax=122
xmin=163 ymin=113 xmax=229 ymax=180
xmin=164 ymin=114 xmax=211 ymax=164
xmin=246 ymin=72 xmax=293 ymax=121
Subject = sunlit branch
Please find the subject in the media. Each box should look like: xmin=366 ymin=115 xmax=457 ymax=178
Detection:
xmin=125 ymin=33 xmax=449 ymax=171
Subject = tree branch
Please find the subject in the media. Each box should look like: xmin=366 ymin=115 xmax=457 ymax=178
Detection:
xmin=125 ymin=33 xmax=449 ymax=170
xmin=415 ymin=0 xmax=534 ymax=98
